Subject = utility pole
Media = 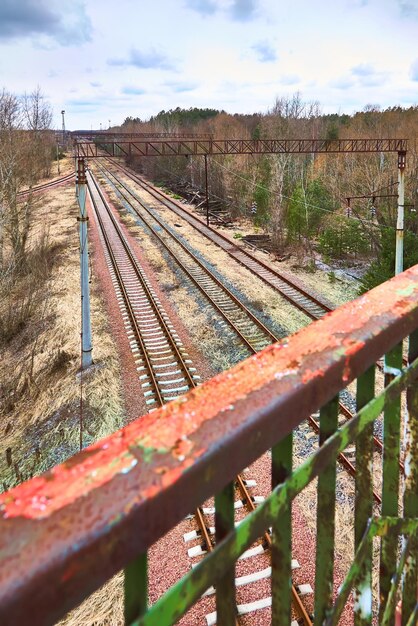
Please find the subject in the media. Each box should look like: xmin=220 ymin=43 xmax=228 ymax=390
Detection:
xmin=61 ymin=110 xmax=66 ymax=145
xmin=395 ymin=151 xmax=406 ymax=275
xmin=56 ymin=140 xmax=60 ymax=175
xmin=204 ymin=154 xmax=209 ymax=227
xmin=77 ymin=158 xmax=93 ymax=368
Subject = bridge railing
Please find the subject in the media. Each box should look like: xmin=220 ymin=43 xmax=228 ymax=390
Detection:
xmin=1 ymin=267 xmax=418 ymax=625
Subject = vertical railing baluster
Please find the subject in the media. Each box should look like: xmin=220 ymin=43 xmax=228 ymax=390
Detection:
xmin=314 ymin=396 xmax=339 ymax=623
xmin=402 ymin=329 xmax=418 ymax=625
xmin=380 ymin=342 xmax=403 ymax=621
xmin=215 ymin=481 xmax=236 ymax=626
xmin=354 ymin=365 xmax=375 ymax=626
xmin=271 ymin=433 xmax=292 ymax=625
xmin=124 ymin=552 xmax=148 ymax=624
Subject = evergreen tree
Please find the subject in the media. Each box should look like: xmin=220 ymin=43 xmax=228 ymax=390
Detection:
xmin=359 ymin=227 xmax=418 ymax=293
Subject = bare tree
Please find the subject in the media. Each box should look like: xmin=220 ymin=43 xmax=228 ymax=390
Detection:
xmin=23 ymin=86 xmax=53 ymax=132
xmin=0 ymin=87 xmax=53 ymax=270
xmin=0 ymin=90 xmax=22 ymax=268
xmin=0 ymin=89 xmax=21 ymax=130
xmin=260 ymin=93 xmax=323 ymax=252
xmin=23 ymin=86 xmax=54 ymax=180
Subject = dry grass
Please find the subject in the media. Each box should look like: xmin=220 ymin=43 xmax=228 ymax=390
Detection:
xmin=93 ymin=180 xmax=249 ymax=373
xmin=160 ymin=206 xmax=312 ymax=334
xmin=59 ymin=574 xmax=124 ymax=626
xmin=135 ymin=175 xmax=358 ymax=310
xmin=0 ymin=157 xmax=124 ymax=490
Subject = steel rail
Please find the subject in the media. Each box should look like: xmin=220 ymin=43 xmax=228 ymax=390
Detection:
xmin=90 ymin=167 xmax=313 ymax=626
xmin=87 ymin=170 xmax=196 ymax=401
xmin=105 ymin=162 xmax=406 ymax=471
xmin=308 ymin=413 xmax=382 ymax=504
xmin=105 ymin=159 xmax=332 ymax=320
xmin=100 ymin=161 xmax=390 ymax=504
xmin=95 ymin=162 xmax=278 ymax=352
xmin=17 ymin=172 xmax=75 ymax=196
xmin=90 ymin=169 xmax=241 ymax=621
xmin=90 ymin=162 xmax=393 ymax=620
xmin=88 ymin=170 xmax=240 ymax=620
xmin=87 ymin=174 xmax=165 ymax=406
xmin=235 ymin=475 xmax=314 ymax=626
xmin=193 ymin=470 xmax=314 ymax=626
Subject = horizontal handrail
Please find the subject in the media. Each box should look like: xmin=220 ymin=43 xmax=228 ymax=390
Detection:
xmin=1 ymin=266 xmax=418 ymax=624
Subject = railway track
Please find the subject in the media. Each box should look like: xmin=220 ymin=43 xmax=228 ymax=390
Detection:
xmin=106 ymin=159 xmax=333 ymax=320
xmin=94 ymin=161 xmax=278 ymax=355
xmin=17 ymin=171 xmax=75 ymax=196
xmin=96 ymin=160 xmax=394 ymax=505
xmin=187 ymin=470 xmax=313 ymax=626
xmin=87 ymin=169 xmax=199 ymax=408
xmin=87 ymin=168 xmax=313 ymax=625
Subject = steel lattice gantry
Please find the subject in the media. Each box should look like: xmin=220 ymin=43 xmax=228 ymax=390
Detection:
xmin=75 ymin=137 xmax=407 ymax=158
xmin=71 ymin=131 xmax=214 ymax=141
xmin=75 ymin=136 xmax=408 ymax=269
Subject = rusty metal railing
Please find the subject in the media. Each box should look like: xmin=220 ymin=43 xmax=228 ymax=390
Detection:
xmin=1 ymin=267 xmax=418 ymax=625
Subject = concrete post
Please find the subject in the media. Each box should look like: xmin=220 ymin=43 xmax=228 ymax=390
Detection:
xmin=395 ymin=151 xmax=406 ymax=275
xmin=77 ymin=158 xmax=93 ymax=368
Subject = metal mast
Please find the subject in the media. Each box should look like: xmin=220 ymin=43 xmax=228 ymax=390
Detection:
xmin=77 ymin=158 xmax=93 ymax=369
xmin=61 ymin=110 xmax=66 ymax=144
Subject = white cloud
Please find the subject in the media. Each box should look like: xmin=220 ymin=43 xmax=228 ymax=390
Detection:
xmin=252 ymin=41 xmax=277 ymax=62
xmin=185 ymin=0 xmax=218 ymax=15
xmin=397 ymin=0 xmax=418 ymax=18
xmin=229 ymin=0 xmax=259 ymax=21
xmin=1 ymin=0 xmax=417 ymax=128
xmin=108 ymin=47 xmax=176 ymax=71
xmin=351 ymin=63 xmax=375 ymax=76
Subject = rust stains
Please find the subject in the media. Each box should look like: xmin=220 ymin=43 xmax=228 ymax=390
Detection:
xmin=1 ymin=266 xmax=418 ymax=523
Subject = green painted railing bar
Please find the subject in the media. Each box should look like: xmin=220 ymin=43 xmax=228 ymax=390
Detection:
xmin=380 ymin=538 xmax=410 ymax=626
xmin=324 ymin=518 xmax=373 ymax=626
xmin=133 ymin=357 xmax=418 ymax=626
xmin=314 ymin=396 xmax=339 ymax=624
xmin=271 ymin=433 xmax=292 ymax=625
xmin=354 ymin=365 xmax=375 ymax=626
xmin=125 ymin=552 xmax=148 ymax=624
xmin=404 ymin=602 xmax=418 ymax=626
xmin=215 ymin=482 xmax=236 ymax=626
xmin=380 ymin=342 xmax=403 ymax=620
xmin=4 ymin=270 xmax=418 ymax=626
xmin=402 ymin=329 xmax=418 ymax=625
xmin=324 ymin=517 xmax=418 ymax=626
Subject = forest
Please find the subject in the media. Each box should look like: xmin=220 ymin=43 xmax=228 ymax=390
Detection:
xmin=115 ymin=94 xmax=418 ymax=292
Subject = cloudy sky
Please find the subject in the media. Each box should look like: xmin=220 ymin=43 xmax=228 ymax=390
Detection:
xmin=1 ymin=0 xmax=417 ymax=129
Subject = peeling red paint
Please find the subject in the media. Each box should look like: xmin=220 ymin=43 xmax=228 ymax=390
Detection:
xmin=1 ymin=266 xmax=418 ymax=626
xmin=0 ymin=267 xmax=418 ymax=525
xmin=342 ymin=339 xmax=366 ymax=382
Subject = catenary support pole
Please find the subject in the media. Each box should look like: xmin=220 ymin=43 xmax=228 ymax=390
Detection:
xmin=395 ymin=151 xmax=406 ymax=275
xmin=77 ymin=158 xmax=93 ymax=368
xmin=56 ymin=141 xmax=60 ymax=175
xmin=204 ymin=154 xmax=209 ymax=227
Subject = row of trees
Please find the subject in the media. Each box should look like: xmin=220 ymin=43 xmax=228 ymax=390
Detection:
xmin=0 ymin=87 xmax=53 ymax=270
xmin=0 ymin=87 xmax=55 ymax=344
xmin=115 ymin=94 xmax=418 ymax=290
